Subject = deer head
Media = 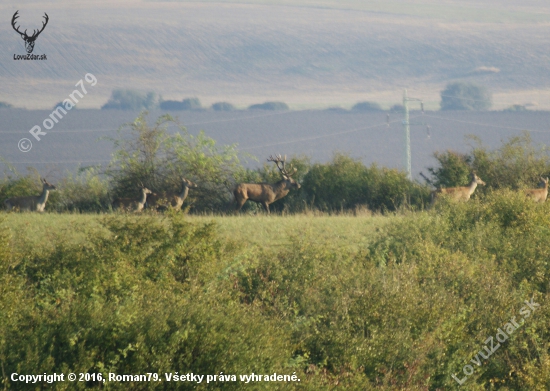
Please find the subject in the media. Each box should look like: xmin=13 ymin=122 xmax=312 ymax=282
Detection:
xmin=12 ymin=11 xmax=49 ymax=54
xmin=268 ymin=154 xmax=300 ymax=189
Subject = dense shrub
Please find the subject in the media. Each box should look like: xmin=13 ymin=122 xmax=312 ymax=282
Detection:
xmin=0 ymin=214 xmax=292 ymax=390
xmin=53 ymin=168 xmax=111 ymax=212
xmin=425 ymin=133 xmax=550 ymax=192
xmin=2 ymin=193 xmax=550 ymax=389
xmin=302 ymin=154 xmax=430 ymax=212
xmin=0 ymin=101 xmax=13 ymax=109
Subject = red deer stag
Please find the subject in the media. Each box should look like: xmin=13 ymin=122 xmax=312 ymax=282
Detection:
xmin=4 ymin=178 xmax=56 ymax=212
xmin=524 ymin=177 xmax=549 ymax=203
xmin=147 ymin=177 xmax=198 ymax=211
xmin=234 ymin=154 xmax=300 ymax=214
xmin=112 ymin=185 xmax=152 ymax=212
xmin=431 ymin=172 xmax=486 ymax=204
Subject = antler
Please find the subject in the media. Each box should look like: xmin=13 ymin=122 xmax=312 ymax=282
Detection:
xmin=268 ymin=154 xmax=297 ymax=178
xmin=11 ymin=11 xmax=25 ymax=37
xmin=31 ymin=13 xmax=49 ymax=39
xmin=11 ymin=11 xmax=49 ymax=39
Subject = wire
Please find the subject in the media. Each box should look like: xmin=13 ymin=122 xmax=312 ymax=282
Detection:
xmin=423 ymin=114 xmax=550 ymax=133
xmin=240 ymin=116 xmax=421 ymax=150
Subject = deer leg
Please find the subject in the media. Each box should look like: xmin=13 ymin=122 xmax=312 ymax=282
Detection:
xmin=235 ymin=198 xmax=247 ymax=213
xmin=261 ymin=201 xmax=270 ymax=214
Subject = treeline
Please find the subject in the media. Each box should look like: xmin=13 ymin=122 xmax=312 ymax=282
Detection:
xmin=1 ymin=113 xmax=549 ymax=214
xmin=0 ymin=82 xmax=540 ymax=112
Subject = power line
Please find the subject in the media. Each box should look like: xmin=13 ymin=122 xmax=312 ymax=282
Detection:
xmin=423 ymin=114 xmax=550 ymax=133
xmin=240 ymin=116 xmax=421 ymax=150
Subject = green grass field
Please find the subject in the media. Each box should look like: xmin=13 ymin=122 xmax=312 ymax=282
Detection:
xmin=2 ymin=212 xmax=394 ymax=257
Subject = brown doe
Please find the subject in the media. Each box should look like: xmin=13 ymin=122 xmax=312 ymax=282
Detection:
xmin=4 ymin=178 xmax=56 ymax=212
xmin=147 ymin=177 xmax=198 ymax=211
xmin=524 ymin=177 xmax=549 ymax=203
xmin=112 ymin=185 xmax=152 ymax=212
xmin=431 ymin=172 xmax=486 ymax=204
xmin=234 ymin=154 xmax=300 ymax=214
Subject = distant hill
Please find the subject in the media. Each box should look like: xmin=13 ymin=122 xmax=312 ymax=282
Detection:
xmin=1 ymin=1 xmax=550 ymax=110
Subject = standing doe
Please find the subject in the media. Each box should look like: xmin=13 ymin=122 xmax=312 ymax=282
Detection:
xmin=112 ymin=185 xmax=152 ymax=212
xmin=431 ymin=172 xmax=486 ymax=204
xmin=524 ymin=177 xmax=549 ymax=203
xmin=147 ymin=177 xmax=198 ymax=211
xmin=4 ymin=178 xmax=57 ymax=212
xmin=234 ymin=154 xmax=300 ymax=214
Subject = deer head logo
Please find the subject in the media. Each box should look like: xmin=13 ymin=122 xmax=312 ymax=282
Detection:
xmin=11 ymin=11 xmax=49 ymax=54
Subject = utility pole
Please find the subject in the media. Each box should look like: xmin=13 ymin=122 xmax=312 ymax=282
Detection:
xmin=402 ymin=89 xmax=423 ymax=180
xmin=403 ymin=89 xmax=411 ymax=180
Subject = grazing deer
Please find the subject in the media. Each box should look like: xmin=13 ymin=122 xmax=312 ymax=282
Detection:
xmin=112 ymin=186 xmax=152 ymax=212
xmin=4 ymin=178 xmax=56 ymax=212
xmin=147 ymin=177 xmax=198 ymax=211
xmin=431 ymin=172 xmax=486 ymax=204
xmin=234 ymin=154 xmax=300 ymax=214
xmin=524 ymin=177 xmax=549 ymax=203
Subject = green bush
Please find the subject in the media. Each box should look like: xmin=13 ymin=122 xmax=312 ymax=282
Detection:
xmin=425 ymin=133 xmax=550 ymax=192
xmin=53 ymin=168 xmax=111 ymax=212
xmin=0 ymin=214 xmax=292 ymax=390
xmin=302 ymin=154 xmax=430 ymax=212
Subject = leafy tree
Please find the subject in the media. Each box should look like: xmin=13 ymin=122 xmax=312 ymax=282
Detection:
xmin=440 ymin=82 xmax=492 ymax=110
xmin=248 ymin=101 xmax=289 ymax=110
xmin=351 ymin=101 xmax=383 ymax=112
xmin=425 ymin=150 xmax=473 ymax=189
xmin=105 ymin=111 xmax=244 ymax=212
xmin=211 ymin=102 xmax=236 ymax=111
xmin=0 ymin=102 xmax=13 ymax=109
xmin=101 ymin=89 xmax=158 ymax=110
xmin=181 ymin=97 xmax=202 ymax=110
